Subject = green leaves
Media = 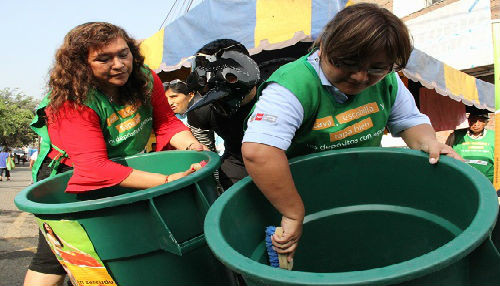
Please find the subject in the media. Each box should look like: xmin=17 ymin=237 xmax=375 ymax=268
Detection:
xmin=0 ymin=88 xmax=40 ymax=148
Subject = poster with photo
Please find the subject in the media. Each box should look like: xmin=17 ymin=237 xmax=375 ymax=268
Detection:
xmin=37 ymin=218 xmax=116 ymax=286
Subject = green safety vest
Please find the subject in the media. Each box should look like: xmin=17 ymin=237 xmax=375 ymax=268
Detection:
xmin=254 ymin=53 xmax=398 ymax=158
xmin=31 ymin=69 xmax=153 ymax=182
xmin=452 ymin=128 xmax=495 ymax=182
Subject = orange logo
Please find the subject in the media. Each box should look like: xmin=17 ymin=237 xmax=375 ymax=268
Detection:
xmin=106 ymin=113 xmax=119 ymax=126
xmin=313 ymin=116 xmax=334 ymax=130
xmin=330 ymin=118 xmax=373 ymax=142
xmin=468 ymin=145 xmax=485 ymax=150
xmin=115 ymin=114 xmax=141 ymax=133
xmin=118 ymin=104 xmax=140 ymax=118
xmin=336 ymin=102 xmax=379 ymax=124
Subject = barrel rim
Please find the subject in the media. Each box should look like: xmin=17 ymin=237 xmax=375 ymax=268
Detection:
xmin=14 ymin=150 xmax=221 ymax=214
xmin=204 ymin=147 xmax=498 ymax=285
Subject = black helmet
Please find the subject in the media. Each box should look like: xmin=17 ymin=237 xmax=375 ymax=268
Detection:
xmin=186 ymin=49 xmax=260 ymax=116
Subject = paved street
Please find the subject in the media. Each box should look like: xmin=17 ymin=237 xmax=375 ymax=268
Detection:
xmin=0 ymin=165 xmax=38 ymax=286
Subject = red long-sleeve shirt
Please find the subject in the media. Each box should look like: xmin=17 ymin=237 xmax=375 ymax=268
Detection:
xmin=46 ymin=71 xmax=188 ymax=193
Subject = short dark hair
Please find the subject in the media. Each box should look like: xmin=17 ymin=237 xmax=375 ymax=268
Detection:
xmin=313 ymin=3 xmax=413 ymax=71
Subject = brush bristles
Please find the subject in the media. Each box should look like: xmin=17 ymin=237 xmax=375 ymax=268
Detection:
xmin=265 ymin=226 xmax=280 ymax=268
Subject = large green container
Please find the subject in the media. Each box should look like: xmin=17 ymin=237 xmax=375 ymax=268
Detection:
xmin=15 ymin=151 xmax=235 ymax=286
xmin=204 ymin=148 xmax=500 ymax=286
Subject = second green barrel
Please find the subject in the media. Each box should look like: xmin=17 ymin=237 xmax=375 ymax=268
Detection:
xmin=204 ymin=147 xmax=500 ymax=286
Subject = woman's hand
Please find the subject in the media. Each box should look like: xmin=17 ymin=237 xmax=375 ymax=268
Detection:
xmin=121 ymin=160 xmax=207 ymax=188
xmin=166 ymin=169 xmax=195 ymax=183
xmin=420 ymin=141 xmax=463 ymax=164
xmin=190 ymin=160 xmax=207 ymax=171
xmin=401 ymin=124 xmax=464 ymax=164
xmin=242 ymin=143 xmax=305 ymax=262
xmin=272 ymin=215 xmax=304 ymax=262
xmin=166 ymin=161 xmax=207 ymax=182
xmin=186 ymin=142 xmax=209 ymax=151
xmin=170 ymin=130 xmax=209 ymax=151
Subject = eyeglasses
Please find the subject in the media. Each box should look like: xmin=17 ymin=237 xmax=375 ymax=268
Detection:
xmin=163 ymin=79 xmax=186 ymax=89
xmin=330 ymin=58 xmax=393 ymax=76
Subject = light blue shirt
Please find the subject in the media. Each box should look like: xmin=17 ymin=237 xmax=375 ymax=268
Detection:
xmin=175 ymin=113 xmax=188 ymax=125
xmin=243 ymin=51 xmax=430 ymax=150
xmin=0 ymin=152 xmax=9 ymax=168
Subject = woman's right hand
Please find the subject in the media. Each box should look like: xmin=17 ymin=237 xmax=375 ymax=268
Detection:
xmin=272 ymin=215 xmax=304 ymax=262
xmin=242 ymin=143 xmax=305 ymax=262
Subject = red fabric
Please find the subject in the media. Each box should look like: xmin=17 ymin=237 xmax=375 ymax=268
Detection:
xmin=59 ymin=251 xmax=101 ymax=267
xmin=46 ymin=70 xmax=188 ymax=193
xmin=419 ymin=88 xmax=467 ymax=132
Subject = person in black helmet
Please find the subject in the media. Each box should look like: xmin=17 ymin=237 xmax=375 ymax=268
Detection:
xmin=186 ymin=39 xmax=260 ymax=190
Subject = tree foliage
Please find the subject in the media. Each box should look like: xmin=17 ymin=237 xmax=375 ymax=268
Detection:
xmin=0 ymin=88 xmax=40 ymax=148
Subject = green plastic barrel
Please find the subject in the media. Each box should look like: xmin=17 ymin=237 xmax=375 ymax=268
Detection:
xmin=204 ymin=147 xmax=500 ymax=286
xmin=15 ymin=151 xmax=235 ymax=286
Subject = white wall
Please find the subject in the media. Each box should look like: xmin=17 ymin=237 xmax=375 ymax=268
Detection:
xmin=405 ymin=0 xmax=493 ymax=69
xmin=393 ymin=0 xmax=427 ymax=18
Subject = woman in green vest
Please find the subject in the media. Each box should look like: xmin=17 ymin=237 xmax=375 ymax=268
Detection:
xmin=242 ymin=3 xmax=462 ymax=263
xmin=25 ymin=22 xmax=207 ymax=286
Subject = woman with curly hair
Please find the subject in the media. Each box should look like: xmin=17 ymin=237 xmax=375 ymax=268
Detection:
xmin=24 ymin=22 xmax=207 ymax=286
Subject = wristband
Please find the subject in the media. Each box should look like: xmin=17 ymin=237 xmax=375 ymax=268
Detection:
xmin=165 ymin=175 xmax=169 ymax=183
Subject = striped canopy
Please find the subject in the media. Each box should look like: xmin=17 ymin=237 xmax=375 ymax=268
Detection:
xmin=139 ymin=0 xmax=494 ymax=110
xmin=140 ymin=0 xmax=350 ymax=71
xmin=404 ymin=49 xmax=494 ymax=111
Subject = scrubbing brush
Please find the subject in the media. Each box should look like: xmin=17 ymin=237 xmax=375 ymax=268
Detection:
xmin=265 ymin=226 xmax=293 ymax=270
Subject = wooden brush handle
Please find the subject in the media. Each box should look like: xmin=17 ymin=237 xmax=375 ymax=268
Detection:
xmin=275 ymin=227 xmax=293 ymax=270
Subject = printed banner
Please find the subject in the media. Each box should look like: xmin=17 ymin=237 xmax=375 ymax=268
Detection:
xmin=36 ymin=218 xmax=116 ymax=286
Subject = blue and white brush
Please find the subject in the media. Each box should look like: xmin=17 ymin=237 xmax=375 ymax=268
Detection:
xmin=265 ymin=226 xmax=293 ymax=270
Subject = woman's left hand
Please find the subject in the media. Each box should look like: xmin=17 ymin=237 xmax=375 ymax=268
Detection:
xmin=401 ymin=124 xmax=464 ymax=164
xmin=170 ymin=130 xmax=209 ymax=151
xmin=167 ymin=161 xmax=207 ymax=182
xmin=167 ymin=169 xmax=195 ymax=183
xmin=422 ymin=141 xmax=464 ymax=164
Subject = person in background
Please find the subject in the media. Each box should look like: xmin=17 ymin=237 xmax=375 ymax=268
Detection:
xmin=29 ymin=149 xmax=38 ymax=183
xmin=446 ymin=108 xmax=495 ymax=183
xmin=186 ymin=39 xmax=260 ymax=190
xmin=164 ymin=79 xmax=225 ymax=155
xmin=29 ymin=149 xmax=38 ymax=169
xmin=164 ymin=79 xmax=194 ymax=124
xmin=24 ymin=22 xmax=207 ymax=286
xmin=0 ymin=147 xmax=11 ymax=181
xmin=242 ymin=3 xmax=462 ymax=263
